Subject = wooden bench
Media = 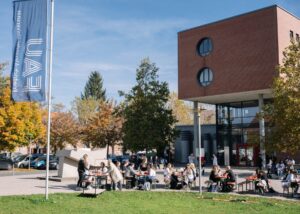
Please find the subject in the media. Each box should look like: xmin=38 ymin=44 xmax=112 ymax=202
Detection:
xmin=226 ymin=181 xmax=237 ymax=190
xmin=237 ymin=181 xmax=248 ymax=192
xmin=282 ymin=183 xmax=296 ymax=197
xmin=204 ymin=180 xmax=213 ymax=188
xmin=124 ymin=176 xmax=134 ymax=189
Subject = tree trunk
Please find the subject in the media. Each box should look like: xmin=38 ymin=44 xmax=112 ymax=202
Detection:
xmin=106 ymin=144 xmax=109 ymax=158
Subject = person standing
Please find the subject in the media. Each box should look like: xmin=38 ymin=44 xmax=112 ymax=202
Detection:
xmin=257 ymin=155 xmax=263 ymax=170
xmin=77 ymin=154 xmax=89 ymax=189
xmin=212 ymin=154 xmax=218 ymax=166
xmin=267 ymin=159 xmax=273 ymax=177
xmin=107 ymin=160 xmax=123 ymax=191
xmin=188 ymin=153 xmax=195 ymax=164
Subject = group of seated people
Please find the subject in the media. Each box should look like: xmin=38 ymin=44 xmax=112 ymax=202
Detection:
xmin=77 ymin=154 xmax=159 ymax=191
xmin=163 ymin=163 xmax=198 ymax=190
xmin=281 ymin=169 xmax=300 ymax=195
xmin=208 ymin=165 xmax=236 ymax=192
xmin=251 ymin=168 xmax=299 ymax=195
xmin=242 ymin=168 xmax=300 ymax=196
xmin=77 ymin=154 xmax=124 ymax=191
xmin=77 ymin=154 xmax=299 ymax=195
xmin=122 ymin=158 xmax=158 ymax=190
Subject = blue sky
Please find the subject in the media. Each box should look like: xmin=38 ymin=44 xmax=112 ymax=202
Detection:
xmin=0 ymin=0 xmax=299 ymax=109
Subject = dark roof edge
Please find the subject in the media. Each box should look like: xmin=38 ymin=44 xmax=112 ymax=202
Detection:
xmin=178 ymin=5 xmax=299 ymax=34
xmin=276 ymin=5 xmax=300 ymax=21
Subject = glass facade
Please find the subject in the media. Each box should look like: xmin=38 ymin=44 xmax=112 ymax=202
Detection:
xmin=216 ymin=100 xmax=263 ymax=166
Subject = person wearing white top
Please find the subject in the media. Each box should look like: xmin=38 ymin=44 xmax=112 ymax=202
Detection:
xmin=163 ymin=164 xmax=173 ymax=184
xmin=107 ymin=160 xmax=123 ymax=190
xmin=276 ymin=161 xmax=285 ymax=177
xmin=188 ymin=153 xmax=195 ymax=164
xmin=213 ymin=154 xmax=218 ymax=166
xmin=146 ymin=164 xmax=156 ymax=184
xmin=184 ymin=164 xmax=195 ymax=186
xmin=282 ymin=170 xmax=299 ymax=194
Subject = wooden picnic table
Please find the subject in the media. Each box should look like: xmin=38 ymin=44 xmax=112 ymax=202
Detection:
xmin=82 ymin=172 xmax=108 ymax=197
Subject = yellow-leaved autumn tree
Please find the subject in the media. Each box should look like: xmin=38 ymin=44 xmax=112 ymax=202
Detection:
xmin=50 ymin=107 xmax=80 ymax=153
xmin=84 ymin=100 xmax=123 ymax=156
xmin=167 ymin=92 xmax=193 ymax=125
xmin=0 ymin=75 xmax=45 ymax=152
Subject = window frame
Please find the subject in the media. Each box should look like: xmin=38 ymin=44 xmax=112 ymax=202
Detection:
xmin=198 ymin=67 xmax=213 ymax=87
xmin=197 ymin=37 xmax=213 ymax=57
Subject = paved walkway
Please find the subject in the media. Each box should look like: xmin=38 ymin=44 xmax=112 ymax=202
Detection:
xmin=0 ymin=172 xmax=77 ymax=196
xmin=0 ymin=167 xmax=297 ymax=201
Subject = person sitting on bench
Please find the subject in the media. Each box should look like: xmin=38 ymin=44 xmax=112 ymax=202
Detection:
xmin=222 ymin=166 xmax=236 ymax=192
xmin=255 ymin=170 xmax=269 ymax=194
xmin=208 ymin=165 xmax=222 ymax=192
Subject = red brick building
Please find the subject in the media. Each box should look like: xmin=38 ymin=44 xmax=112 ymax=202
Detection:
xmin=178 ymin=5 xmax=300 ymax=166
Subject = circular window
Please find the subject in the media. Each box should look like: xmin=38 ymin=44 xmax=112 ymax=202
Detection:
xmin=197 ymin=38 xmax=213 ymax=56
xmin=198 ymin=68 xmax=213 ymax=87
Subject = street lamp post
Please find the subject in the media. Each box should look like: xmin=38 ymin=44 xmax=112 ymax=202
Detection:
xmin=198 ymin=111 xmax=202 ymax=194
xmin=196 ymin=105 xmax=206 ymax=195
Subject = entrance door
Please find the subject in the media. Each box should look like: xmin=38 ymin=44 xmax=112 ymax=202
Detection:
xmin=237 ymin=144 xmax=258 ymax=166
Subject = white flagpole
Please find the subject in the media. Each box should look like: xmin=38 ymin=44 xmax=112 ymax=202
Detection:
xmin=46 ymin=0 xmax=54 ymax=200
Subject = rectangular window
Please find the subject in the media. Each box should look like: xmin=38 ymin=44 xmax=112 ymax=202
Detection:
xmin=290 ymin=30 xmax=294 ymax=40
xmin=296 ymin=33 xmax=300 ymax=42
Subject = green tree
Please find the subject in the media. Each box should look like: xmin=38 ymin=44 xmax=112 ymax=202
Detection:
xmin=121 ymin=58 xmax=177 ymax=154
xmin=265 ymin=41 xmax=300 ymax=153
xmin=81 ymin=71 xmax=106 ymax=101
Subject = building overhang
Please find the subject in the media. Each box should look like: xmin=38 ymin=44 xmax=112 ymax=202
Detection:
xmin=184 ymin=89 xmax=273 ymax=104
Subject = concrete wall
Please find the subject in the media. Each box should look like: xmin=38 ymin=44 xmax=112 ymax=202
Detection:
xmin=175 ymin=125 xmax=216 ymax=164
xmin=56 ymin=148 xmax=107 ymax=178
xmin=277 ymin=7 xmax=300 ymax=64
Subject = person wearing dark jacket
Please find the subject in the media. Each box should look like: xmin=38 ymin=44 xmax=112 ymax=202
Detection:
xmin=255 ymin=170 xmax=269 ymax=194
xmin=222 ymin=166 xmax=236 ymax=192
xmin=77 ymin=154 xmax=89 ymax=188
xmin=257 ymin=155 xmax=263 ymax=170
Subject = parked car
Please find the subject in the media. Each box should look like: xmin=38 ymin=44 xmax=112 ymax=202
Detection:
xmin=0 ymin=152 xmax=23 ymax=161
xmin=0 ymin=158 xmax=13 ymax=170
xmin=116 ymin=155 xmax=130 ymax=163
xmin=17 ymin=154 xmax=44 ymax=168
xmin=33 ymin=155 xmax=58 ymax=170
xmin=11 ymin=152 xmax=23 ymax=161
xmin=13 ymin=155 xmax=27 ymax=168
xmin=108 ymin=154 xmax=130 ymax=164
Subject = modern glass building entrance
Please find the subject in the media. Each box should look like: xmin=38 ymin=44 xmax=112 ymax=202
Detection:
xmin=216 ymin=100 xmax=264 ymax=166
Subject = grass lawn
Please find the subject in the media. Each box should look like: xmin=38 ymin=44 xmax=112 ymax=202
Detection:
xmin=0 ymin=192 xmax=299 ymax=214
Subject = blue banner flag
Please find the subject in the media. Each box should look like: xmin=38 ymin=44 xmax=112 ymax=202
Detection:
xmin=11 ymin=0 xmax=47 ymax=102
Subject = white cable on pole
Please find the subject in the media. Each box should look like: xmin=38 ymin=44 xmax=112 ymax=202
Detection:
xmin=45 ymin=0 xmax=54 ymax=200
